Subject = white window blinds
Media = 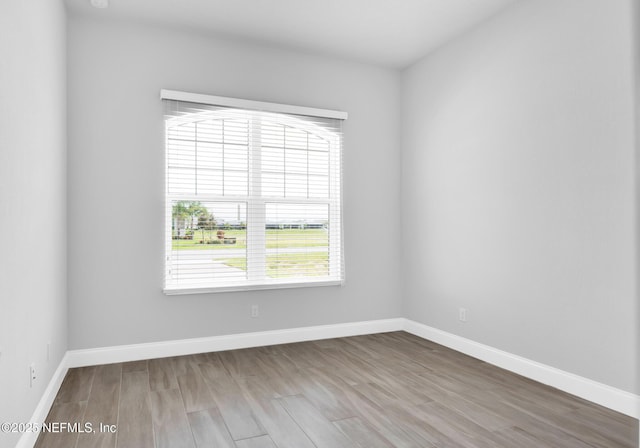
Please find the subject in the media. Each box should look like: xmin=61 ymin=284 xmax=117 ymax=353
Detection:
xmin=162 ymin=90 xmax=346 ymax=294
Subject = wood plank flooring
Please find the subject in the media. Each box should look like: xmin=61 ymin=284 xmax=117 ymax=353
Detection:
xmin=35 ymin=332 xmax=639 ymax=448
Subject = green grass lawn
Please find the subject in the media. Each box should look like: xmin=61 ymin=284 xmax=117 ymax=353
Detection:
xmin=266 ymin=229 xmax=328 ymax=249
xmin=172 ymin=228 xmax=328 ymax=250
xmin=223 ymin=252 xmax=329 ymax=278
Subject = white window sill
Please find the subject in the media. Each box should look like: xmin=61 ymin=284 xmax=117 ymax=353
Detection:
xmin=164 ymin=278 xmax=344 ymax=295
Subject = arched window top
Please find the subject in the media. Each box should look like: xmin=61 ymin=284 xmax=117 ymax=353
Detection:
xmin=167 ymin=107 xmax=341 ymax=150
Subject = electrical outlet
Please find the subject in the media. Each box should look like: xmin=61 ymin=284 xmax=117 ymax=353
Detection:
xmin=459 ymin=308 xmax=467 ymax=323
xmin=47 ymin=342 xmax=51 ymax=362
xmin=30 ymin=364 xmax=37 ymax=387
xmin=251 ymin=305 xmax=259 ymax=318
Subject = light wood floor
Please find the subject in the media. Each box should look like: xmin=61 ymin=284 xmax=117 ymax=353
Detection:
xmin=36 ymin=331 xmax=638 ymax=448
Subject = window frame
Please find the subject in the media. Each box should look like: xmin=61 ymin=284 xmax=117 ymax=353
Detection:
xmin=162 ymin=90 xmax=347 ymax=295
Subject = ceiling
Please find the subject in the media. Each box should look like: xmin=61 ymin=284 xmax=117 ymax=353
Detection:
xmin=64 ymin=0 xmax=521 ymax=68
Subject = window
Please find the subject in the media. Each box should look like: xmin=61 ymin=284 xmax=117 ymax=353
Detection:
xmin=162 ymin=90 xmax=347 ymax=294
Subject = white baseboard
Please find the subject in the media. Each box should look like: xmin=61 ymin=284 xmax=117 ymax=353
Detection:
xmin=403 ymin=319 xmax=640 ymax=419
xmin=21 ymin=316 xmax=638 ymax=448
xmin=16 ymin=353 xmax=69 ymax=448
xmin=65 ymin=318 xmax=405 ymax=368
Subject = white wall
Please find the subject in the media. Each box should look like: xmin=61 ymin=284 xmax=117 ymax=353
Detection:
xmin=0 ymin=1 xmax=68 ymax=447
xmin=67 ymin=17 xmax=402 ymax=349
xmin=402 ymin=0 xmax=638 ymax=394
xmin=634 ymin=0 xmax=640 ymax=417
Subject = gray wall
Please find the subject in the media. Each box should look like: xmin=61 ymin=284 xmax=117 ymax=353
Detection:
xmin=401 ymin=0 xmax=638 ymax=394
xmin=0 ymin=1 xmax=68 ymax=447
xmin=67 ymin=17 xmax=402 ymax=349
